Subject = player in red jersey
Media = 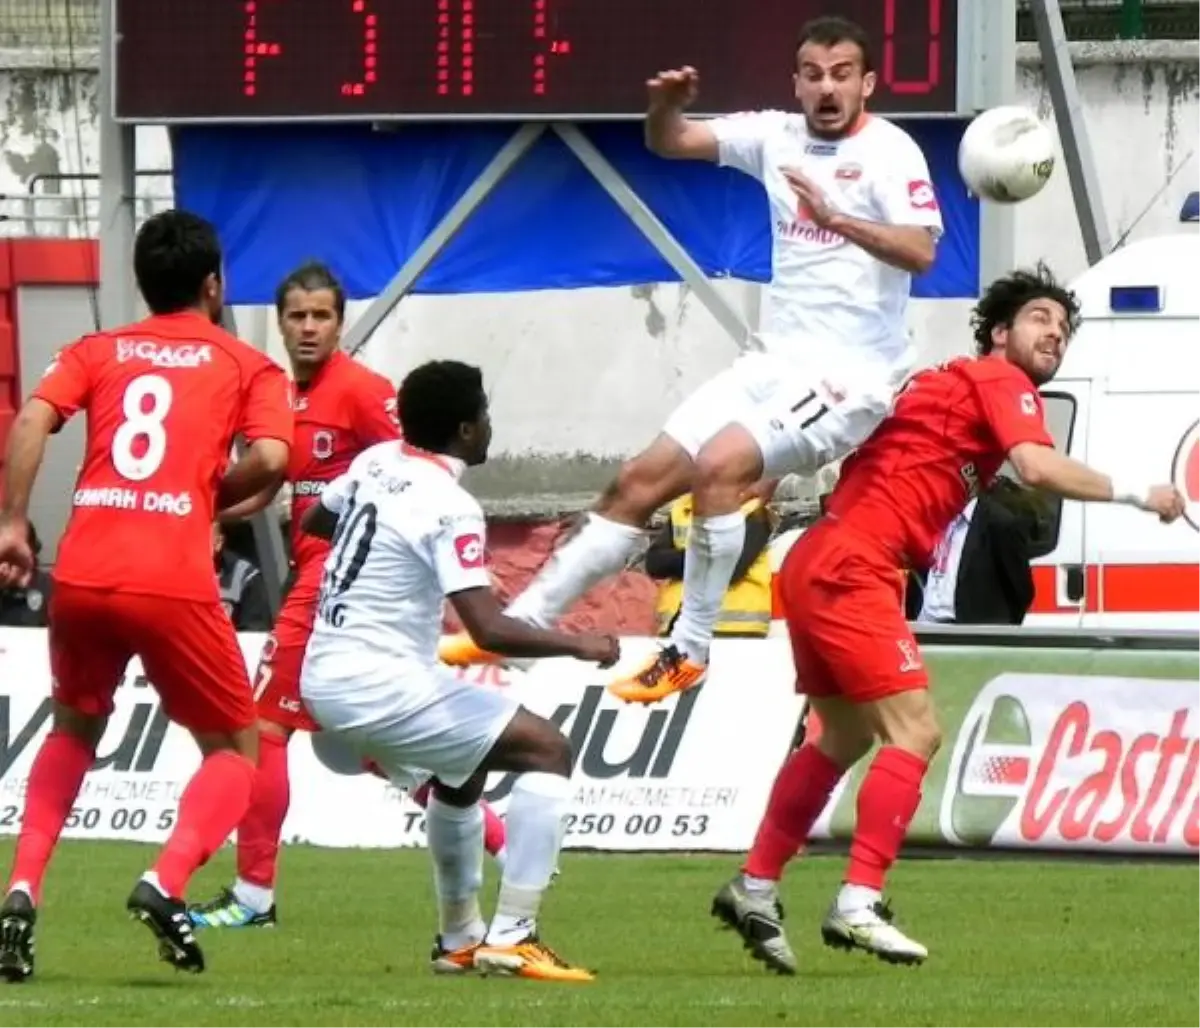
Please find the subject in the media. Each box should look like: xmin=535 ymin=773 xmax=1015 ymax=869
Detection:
xmin=709 ymin=264 xmax=1186 ymax=974
xmin=0 ymin=211 xmax=293 ymax=981
xmin=189 ymin=263 xmax=504 ymax=932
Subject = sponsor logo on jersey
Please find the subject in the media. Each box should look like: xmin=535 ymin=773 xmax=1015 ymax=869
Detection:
xmin=834 ymin=162 xmax=862 ymax=181
xmin=312 ymin=430 xmax=335 ymax=460
xmin=292 ymin=479 xmax=326 ymax=497
xmin=907 ymin=179 xmax=938 ymax=211
xmin=454 ymin=533 xmax=485 ymax=569
xmin=804 ymin=142 xmax=838 ymax=156
xmin=115 ymin=339 xmax=213 ymax=368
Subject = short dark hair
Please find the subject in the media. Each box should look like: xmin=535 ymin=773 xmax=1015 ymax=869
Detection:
xmin=397 ymin=360 xmax=487 ymax=453
xmin=971 ymin=262 xmax=1082 ymax=356
xmin=796 ymin=16 xmax=874 ymax=74
xmin=274 ymin=261 xmax=347 ymax=322
xmin=133 ymin=209 xmax=223 ymax=315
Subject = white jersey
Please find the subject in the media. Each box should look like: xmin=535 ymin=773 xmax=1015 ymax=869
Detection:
xmin=303 ymin=441 xmax=490 ymax=673
xmin=708 ymin=110 xmax=943 ymax=373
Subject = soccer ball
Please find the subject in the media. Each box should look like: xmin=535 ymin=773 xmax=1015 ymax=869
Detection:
xmin=958 ymin=105 xmax=1056 ymax=204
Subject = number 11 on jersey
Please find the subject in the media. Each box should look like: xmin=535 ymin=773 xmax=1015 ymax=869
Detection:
xmin=317 ymin=494 xmax=378 ymax=628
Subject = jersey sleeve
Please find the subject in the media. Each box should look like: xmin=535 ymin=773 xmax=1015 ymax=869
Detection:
xmin=429 ymin=495 xmax=491 ymax=597
xmin=238 ymin=358 xmax=294 ymax=446
xmin=973 ymin=369 xmax=1056 ymax=453
xmin=706 ymin=110 xmax=788 ymax=181
xmin=31 ymin=337 xmax=94 ymax=425
xmin=350 ymin=373 xmax=401 ymax=446
xmin=873 ymin=130 xmax=945 ymax=236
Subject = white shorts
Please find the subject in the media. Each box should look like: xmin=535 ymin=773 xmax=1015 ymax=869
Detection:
xmin=300 ymin=662 xmax=519 ymax=790
xmin=661 ymin=350 xmax=898 ymax=478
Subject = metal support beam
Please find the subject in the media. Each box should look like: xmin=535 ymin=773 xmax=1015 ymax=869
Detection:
xmin=343 ymin=122 xmax=547 ymax=357
xmin=220 ymin=308 xmax=290 ymax=619
xmin=1030 ymin=0 xmax=1114 ymax=265
xmin=98 ymin=0 xmax=138 ymax=328
xmin=553 ymin=123 xmax=753 ymax=353
xmin=973 ymin=0 xmax=1018 ymax=290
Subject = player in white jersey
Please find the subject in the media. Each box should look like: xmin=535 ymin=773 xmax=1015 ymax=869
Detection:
xmin=440 ymin=15 xmax=943 ymax=700
xmin=298 ymin=360 xmax=618 ymax=983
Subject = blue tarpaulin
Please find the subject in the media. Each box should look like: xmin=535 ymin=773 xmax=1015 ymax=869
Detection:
xmin=172 ymin=120 xmax=978 ymax=305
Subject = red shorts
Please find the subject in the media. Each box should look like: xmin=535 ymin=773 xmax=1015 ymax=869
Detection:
xmin=252 ymin=590 xmax=319 ymax=732
xmin=49 ymin=582 xmax=255 ymax=734
xmin=778 ymin=518 xmax=928 ymax=704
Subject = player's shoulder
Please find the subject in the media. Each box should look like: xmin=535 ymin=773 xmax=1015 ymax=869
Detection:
xmin=340 ymin=354 xmax=396 ymax=394
xmin=857 ymin=115 xmax=926 ymax=155
xmin=711 ymin=108 xmax=794 ymax=137
xmin=958 ymin=354 xmax=1036 ymax=389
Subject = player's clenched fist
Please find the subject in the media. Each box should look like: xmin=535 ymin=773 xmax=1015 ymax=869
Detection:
xmin=1141 ymin=485 xmax=1187 ymax=524
xmin=646 ymin=66 xmax=700 ymax=110
xmin=573 ymin=634 xmax=621 ymax=669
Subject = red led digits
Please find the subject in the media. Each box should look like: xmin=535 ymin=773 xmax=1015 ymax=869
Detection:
xmin=883 ymin=0 xmax=941 ymax=94
xmin=340 ymin=0 xmax=377 ymax=97
xmin=532 ymin=0 xmax=570 ymax=98
xmin=242 ymin=0 xmax=281 ymax=99
xmin=436 ymin=0 xmax=472 ymax=98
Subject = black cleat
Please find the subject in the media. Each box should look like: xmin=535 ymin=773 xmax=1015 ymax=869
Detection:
xmin=127 ymin=880 xmax=205 ymax=974
xmin=0 ymin=891 xmax=35 ymax=983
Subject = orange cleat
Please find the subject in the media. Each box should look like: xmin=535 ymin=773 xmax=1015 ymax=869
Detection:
xmin=473 ymin=936 xmax=595 ymax=983
xmin=430 ymin=937 xmax=481 ymax=974
xmin=437 ymin=631 xmax=504 ymax=668
xmin=607 ymin=644 xmax=707 ymax=705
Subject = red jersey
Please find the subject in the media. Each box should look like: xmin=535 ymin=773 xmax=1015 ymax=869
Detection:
xmin=285 ymin=351 xmax=399 ymax=608
xmin=34 ymin=311 xmax=293 ymax=602
xmin=824 ymin=355 xmax=1054 ymax=569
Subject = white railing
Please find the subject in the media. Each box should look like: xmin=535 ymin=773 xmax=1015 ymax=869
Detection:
xmin=0 ymin=171 xmax=174 ymax=239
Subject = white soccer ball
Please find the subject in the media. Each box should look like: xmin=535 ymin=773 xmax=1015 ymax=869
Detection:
xmin=958 ymin=105 xmax=1057 ymax=204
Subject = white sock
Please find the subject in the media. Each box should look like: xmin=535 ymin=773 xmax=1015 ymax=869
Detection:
xmin=232 ymin=877 xmax=275 ymax=914
xmin=741 ymin=873 xmax=778 ymax=898
xmin=837 ymin=883 xmax=882 ymax=914
xmin=485 ymin=771 xmax=570 ymax=945
xmin=426 ymin=797 xmax=486 ymax=950
xmin=670 ymin=510 xmax=746 ymax=664
xmin=505 ymin=513 xmax=642 ymax=628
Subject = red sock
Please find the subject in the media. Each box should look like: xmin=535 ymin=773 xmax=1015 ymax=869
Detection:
xmin=743 ymin=743 xmax=845 ymax=881
xmin=481 ymin=801 xmax=506 ymax=858
xmin=154 ymin=751 xmax=256 ymax=898
xmin=235 ymin=733 xmax=291 ymax=889
xmin=7 ymin=730 xmax=95 ymax=903
xmin=846 ymin=746 xmax=928 ymax=891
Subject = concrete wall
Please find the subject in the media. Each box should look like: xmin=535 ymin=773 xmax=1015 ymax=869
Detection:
xmin=1 ymin=41 xmax=1197 ymax=516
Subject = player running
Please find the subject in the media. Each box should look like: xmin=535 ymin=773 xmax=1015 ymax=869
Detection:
xmin=710 ymin=265 xmax=1186 ymax=974
xmin=189 ymin=263 xmax=505 ymax=932
xmin=300 ymin=360 xmax=616 ymax=982
xmin=440 ymin=16 xmax=942 ymax=701
xmin=0 ymin=210 xmax=293 ymax=980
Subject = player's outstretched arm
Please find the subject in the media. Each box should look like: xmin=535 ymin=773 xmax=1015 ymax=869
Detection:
xmin=0 ymin=398 xmax=59 ymax=586
xmin=1007 ymin=441 xmax=1186 ymax=522
xmin=217 ymin=483 xmax=283 ymax=523
xmin=644 ymin=67 xmax=719 ymax=161
xmin=449 ymin=587 xmax=620 ymax=667
xmin=300 ymin=501 xmax=338 ymax=541
xmin=216 ymin=439 xmax=290 ymax=511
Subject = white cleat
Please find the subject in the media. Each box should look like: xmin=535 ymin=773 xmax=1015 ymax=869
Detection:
xmin=820 ymin=900 xmax=928 ymax=966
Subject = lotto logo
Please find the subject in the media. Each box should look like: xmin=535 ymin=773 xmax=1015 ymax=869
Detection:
xmin=907 ymin=180 xmax=938 ymax=211
xmin=1171 ymin=419 xmax=1199 ymax=532
xmin=454 ymin=533 xmax=484 ymax=569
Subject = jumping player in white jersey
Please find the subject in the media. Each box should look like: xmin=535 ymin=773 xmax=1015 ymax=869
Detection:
xmin=298 ymin=360 xmax=619 ymax=983
xmin=439 ymin=16 xmax=943 ymax=700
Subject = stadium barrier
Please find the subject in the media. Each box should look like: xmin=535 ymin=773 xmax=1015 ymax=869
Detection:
xmin=0 ymin=627 xmax=1195 ymax=856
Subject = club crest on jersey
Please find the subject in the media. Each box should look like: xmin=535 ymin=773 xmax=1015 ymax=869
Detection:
xmin=454 ymin=533 xmax=485 ymax=569
xmin=312 ymin=431 xmax=336 ymax=460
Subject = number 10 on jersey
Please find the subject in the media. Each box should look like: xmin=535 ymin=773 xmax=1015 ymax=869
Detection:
xmin=317 ymin=495 xmax=378 ymax=628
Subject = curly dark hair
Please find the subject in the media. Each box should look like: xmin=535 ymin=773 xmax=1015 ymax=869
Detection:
xmin=970 ymin=262 xmax=1081 ymax=356
xmin=398 ymin=360 xmax=487 ymax=453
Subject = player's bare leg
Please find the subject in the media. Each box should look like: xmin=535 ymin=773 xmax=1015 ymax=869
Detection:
xmin=0 ymin=703 xmax=103 ymax=982
xmin=820 ymin=688 xmax=939 ymax=965
xmin=470 ymin=709 xmax=593 ymax=983
xmin=610 ymin=424 xmax=764 ymax=704
xmin=712 ymin=697 xmax=870 ymax=974
xmin=129 ymin=724 xmax=259 ymax=974
xmin=438 ymin=433 xmax=692 ymax=667
xmin=191 ymin=718 xmax=291 ymax=929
